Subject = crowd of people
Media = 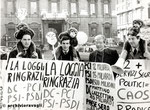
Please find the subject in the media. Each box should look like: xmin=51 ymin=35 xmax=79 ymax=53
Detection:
xmin=1 ymin=19 xmax=150 ymax=64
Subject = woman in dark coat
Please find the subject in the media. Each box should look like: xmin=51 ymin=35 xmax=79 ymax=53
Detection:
xmin=8 ymin=25 xmax=42 ymax=59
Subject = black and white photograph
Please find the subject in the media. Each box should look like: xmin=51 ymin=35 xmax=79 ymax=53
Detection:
xmin=0 ymin=0 xmax=150 ymax=110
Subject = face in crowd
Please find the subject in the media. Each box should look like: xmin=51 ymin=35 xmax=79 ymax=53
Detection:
xmin=127 ymin=27 xmax=140 ymax=48
xmin=127 ymin=35 xmax=140 ymax=48
xmin=69 ymin=30 xmax=77 ymax=38
xmin=21 ymin=34 xmax=32 ymax=49
xmin=61 ymin=38 xmax=70 ymax=52
xmin=94 ymin=35 xmax=105 ymax=51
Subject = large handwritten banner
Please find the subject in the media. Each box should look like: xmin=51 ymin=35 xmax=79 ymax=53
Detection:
xmin=85 ymin=62 xmax=116 ymax=110
xmin=116 ymin=60 xmax=150 ymax=110
xmin=42 ymin=60 xmax=85 ymax=110
xmin=2 ymin=59 xmax=85 ymax=110
xmin=3 ymin=59 xmax=45 ymax=110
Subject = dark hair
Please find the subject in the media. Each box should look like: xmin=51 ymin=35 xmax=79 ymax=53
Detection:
xmin=58 ymin=31 xmax=78 ymax=47
xmin=14 ymin=28 xmax=34 ymax=39
xmin=60 ymin=35 xmax=70 ymax=43
xmin=127 ymin=27 xmax=140 ymax=39
xmin=16 ymin=22 xmax=29 ymax=30
xmin=133 ymin=19 xmax=144 ymax=28
xmin=124 ymin=39 xmax=145 ymax=56
xmin=68 ymin=27 xmax=78 ymax=35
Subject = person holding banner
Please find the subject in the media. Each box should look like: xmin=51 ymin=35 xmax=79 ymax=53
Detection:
xmin=120 ymin=27 xmax=150 ymax=60
xmin=8 ymin=26 xmax=42 ymax=59
xmin=89 ymin=34 xmax=119 ymax=65
xmin=54 ymin=32 xmax=80 ymax=61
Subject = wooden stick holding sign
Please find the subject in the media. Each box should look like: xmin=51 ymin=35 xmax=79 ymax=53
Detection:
xmin=46 ymin=32 xmax=57 ymax=60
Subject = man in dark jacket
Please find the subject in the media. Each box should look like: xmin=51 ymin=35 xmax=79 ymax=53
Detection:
xmin=89 ymin=34 xmax=119 ymax=65
xmin=8 ymin=25 xmax=42 ymax=59
xmin=120 ymin=27 xmax=150 ymax=60
xmin=55 ymin=33 xmax=80 ymax=61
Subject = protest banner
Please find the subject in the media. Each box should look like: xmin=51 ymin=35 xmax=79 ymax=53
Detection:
xmin=42 ymin=60 xmax=85 ymax=110
xmin=3 ymin=58 xmax=45 ymax=110
xmin=0 ymin=60 xmax=7 ymax=110
xmin=116 ymin=60 xmax=150 ymax=110
xmin=85 ymin=62 xmax=116 ymax=110
xmin=2 ymin=58 xmax=85 ymax=110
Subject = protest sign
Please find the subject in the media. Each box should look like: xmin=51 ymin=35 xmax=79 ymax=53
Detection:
xmin=2 ymin=59 xmax=85 ymax=110
xmin=3 ymin=58 xmax=45 ymax=110
xmin=42 ymin=60 xmax=85 ymax=110
xmin=0 ymin=60 xmax=7 ymax=110
xmin=116 ymin=60 xmax=150 ymax=110
xmin=85 ymin=62 xmax=116 ymax=110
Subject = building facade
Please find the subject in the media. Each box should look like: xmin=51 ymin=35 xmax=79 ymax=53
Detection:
xmin=116 ymin=0 xmax=150 ymax=41
xmin=1 ymin=0 xmax=117 ymax=48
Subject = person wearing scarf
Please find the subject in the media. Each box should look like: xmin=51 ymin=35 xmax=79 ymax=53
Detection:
xmin=8 ymin=26 xmax=42 ymax=59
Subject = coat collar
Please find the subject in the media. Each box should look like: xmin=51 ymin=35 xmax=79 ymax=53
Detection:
xmin=16 ymin=41 xmax=36 ymax=53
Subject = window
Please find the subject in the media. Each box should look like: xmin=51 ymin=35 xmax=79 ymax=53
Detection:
xmin=48 ymin=0 xmax=60 ymax=13
xmin=29 ymin=23 xmax=41 ymax=45
xmin=104 ymin=27 xmax=110 ymax=38
xmin=102 ymin=0 xmax=110 ymax=15
xmin=90 ymin=3 xmax=95 ymax=15
xmin=88 ymin=0 xmax=98 ymax=16
xmin=122 ymin=13 xmax=126 ymax=24
xmin=28 ymin=0 xmax=39 ymax=16
xmin=128 ymin=11 xmax=133 ymax=23
xmin=30 ymin=1 xmax=37 ymax=14
xmin=51 ymin=2 xmax=57 ymax=13
xmin=69 ymin=0 xmax=79 ymax=16
xmin=135 ymin=9 xmax=142 ymax=19
xmin=5 ymin=22 xmax=16 ymax=47
xmin=6 ymin=0 xmax=16 ymax=16
xmin=71 ymin=3 xmax=77 ymax=14
xmin=117 ymin=15 xmax=122 ymax=25
xmin=104 ymin=4 xmax=109 ymax=14
xmin=70 ymin=22 xmax=80 ymax=30
xmin=89 ymin=22 xmax=98 ymax=37
xmin=103 ymin=22 xmax=111 ymax=38
xmin=148 ymin=6 xmax=150 ymax=18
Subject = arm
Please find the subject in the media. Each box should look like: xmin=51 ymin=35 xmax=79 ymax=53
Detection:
xmin=112 ymin=50 xmax=119 ymax=65
xmin=37 ymin=50 xmax=42 ymax=59
xmin=120 ymin=50 xmax=128 ymax=60
xmin=89 ymin=53 xmax=94 ymax=62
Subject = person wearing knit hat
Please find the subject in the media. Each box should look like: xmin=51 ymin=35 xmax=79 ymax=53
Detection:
xmin=54 ymin=32 xmax=80 ymax=61
xmin=8 ymin=27 xmax=42 ymax=59
xmin=58 ymin=27 xmax=78 ymax=47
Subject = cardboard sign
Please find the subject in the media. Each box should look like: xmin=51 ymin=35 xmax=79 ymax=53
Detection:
xmin=42 ymin=60 xmax=85 ymax=110
xmin=2 ymin=59 xmax=85 ymax=110
xmin=3 ymin=59 xmax=45 ymax=110
xmin=116 ymin=60 xmax=150 ymax=110
xmin=85 ymin=62 xmax=116 ymax=110
xmin=0 ymin=60 xmax=7 ymax=110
